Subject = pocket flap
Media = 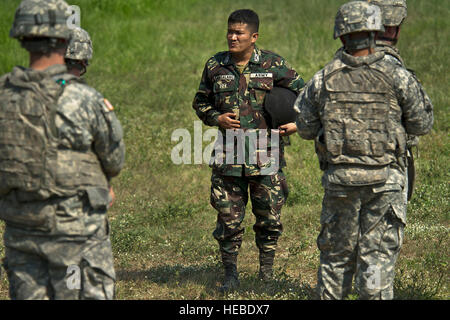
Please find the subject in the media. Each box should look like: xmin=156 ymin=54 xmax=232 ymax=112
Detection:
xmin=86 ymin=187 xmax=110 ymax=211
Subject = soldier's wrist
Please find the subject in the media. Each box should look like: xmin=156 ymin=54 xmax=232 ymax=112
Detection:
xmin=209 ymin=112 xmax=221 ymax=127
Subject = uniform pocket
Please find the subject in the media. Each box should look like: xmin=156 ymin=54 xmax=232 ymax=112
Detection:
xmin=380 ymin=207 xmax=405 ymax=254
xmin=213 ymin=76 xmax=236 ymax=111
xmin=85 ymin=187 xmax=110 ymax=211
xmin=54 ymin=195 xmax=85 ymax=235
xmin=249 ymin=76 xmax=274 ymax=106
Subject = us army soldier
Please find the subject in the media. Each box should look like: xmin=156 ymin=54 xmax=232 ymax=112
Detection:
xmin=0 ymin=0 xmax=125 ymax=299
xmin=365 ymin=0 xmax=433 ymax=203
xmin=295 ymin=1 xmax=433 ymax=299
xmin=65 ymin=26 xmax=92 ymax=77
xmin=65 ymin=26 xmax=118 ymax=206
xmin=193 ymin=9 xmax=304 ymax=293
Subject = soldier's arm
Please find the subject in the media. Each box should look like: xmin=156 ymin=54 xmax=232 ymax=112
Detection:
xmin=394 ymin=67 xmax=434 ymax=136
xmin=192 ymin=62 xmax=221 ymax=127
xmin=271 ymin=57 xmax=305 ymax=94
xmin=92 ymin=97 xmax=125 ymax=179
xmin=294 ymin=71 xmax=323 ymax=140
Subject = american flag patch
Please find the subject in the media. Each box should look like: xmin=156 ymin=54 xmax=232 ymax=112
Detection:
xmin=104 ymin=99 xmax=114 ymax=111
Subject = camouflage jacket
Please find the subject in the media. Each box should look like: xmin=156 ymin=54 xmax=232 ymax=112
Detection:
xmin=375 ymin=40 xmax=405 ymax=66
xmin=193 ymin=46 xmax=304 ymax=176
xmin=0 ymin=64 xmax=125 ymax=202
xmin=295 ymin=49 xmax=433 ymax=190
xmin=376 ymin=41 xmax=432 ymax=148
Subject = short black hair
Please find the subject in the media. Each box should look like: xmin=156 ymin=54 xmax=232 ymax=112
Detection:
xmin=228 ymin=9 xmax=259 ymax=33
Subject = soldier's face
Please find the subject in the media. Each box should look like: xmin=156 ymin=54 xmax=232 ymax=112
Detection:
xmin=227 ymin=23 xmax=258 ymax=55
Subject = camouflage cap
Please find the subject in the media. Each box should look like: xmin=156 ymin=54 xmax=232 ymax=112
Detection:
xmin=66 ymin=27 xmax=93 ymax=62
xmin=367 ymin=0 xmax=407 ymax=26
xmin=334 ymin=1 xmax=385 ymax=39
xmin=10 ymin=0 xmax=71 ymax=40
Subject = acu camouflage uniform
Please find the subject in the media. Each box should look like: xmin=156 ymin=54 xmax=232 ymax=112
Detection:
xmin=0 ymin=0 xmax=125 ymax=300
xmin=295 ymin=1 xmax=433 ymax=300
xmin=0 ymin=64 xmax=125 ymax=300
xmin=193 ymin=46 xmax=304 ymax=258
xmin=366 ymin=0 xmax=433 ymax=202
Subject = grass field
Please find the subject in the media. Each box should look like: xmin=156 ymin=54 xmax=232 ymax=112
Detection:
xmin=0 ymin=0 xmax=448 ymax=300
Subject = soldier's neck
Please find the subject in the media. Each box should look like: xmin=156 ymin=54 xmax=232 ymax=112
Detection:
xmin=231 ymin=46 xmax=254 ymax=66
xmin=29 ymin=52 xmax=65 ymax=71
xmin=349 ymin=47 xmax=375 ymax=57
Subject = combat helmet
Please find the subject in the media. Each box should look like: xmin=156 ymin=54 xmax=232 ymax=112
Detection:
xmin=264 ymin=87 xmax=297 ymax=129
xmin=10 ymin=0 xmax=71 ymax=52
xmin=367 ymin=0 xmax=407 ymax=26
xmin=65 ymin=27 xmax=93 ymax=75
xmin=334 ymin=1 xmax=384 ymax=51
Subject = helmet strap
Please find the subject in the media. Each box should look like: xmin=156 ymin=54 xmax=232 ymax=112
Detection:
xmin=66 ymin=59 xmax=87 ymax=76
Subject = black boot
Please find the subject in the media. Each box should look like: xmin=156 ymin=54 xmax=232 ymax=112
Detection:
xmin=219 ymin=253 xmax=240 ymax=293
xmin=258 ymin=250 xmax=275 ymax=281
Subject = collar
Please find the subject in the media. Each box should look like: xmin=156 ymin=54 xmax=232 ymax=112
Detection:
xmin=221 ymin=46 xmax=262 ymax=66
xmin=249 ymin=46 xmax=262 ymax=65
xmin=10 ymin=64 xmax=68 ymax=83
xmin=339 ymin=49 xmax=385 ymax=67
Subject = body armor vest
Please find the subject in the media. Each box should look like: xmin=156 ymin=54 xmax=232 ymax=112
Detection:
xmin=0 ymin=68 xmax=108 ymax=201
xmin=322 ymin=60 xmax=396 ymax=167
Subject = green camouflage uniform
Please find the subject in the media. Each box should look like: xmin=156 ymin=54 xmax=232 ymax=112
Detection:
xmin=295 ymin=1 xmax=433 ymax=300
xmin=193 ymin=46 xmax=304 ymax=256
xmin=0 ymin=0 xmax=125 ymax=300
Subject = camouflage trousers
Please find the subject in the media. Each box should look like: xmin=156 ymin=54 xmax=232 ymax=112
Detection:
xmin=317 ymin=186 xmax=405 ymax=300
xmin=210 ymin=170 xmax=289 ymax=256
xmin=1 ymin=194 xmax=115 ymax=300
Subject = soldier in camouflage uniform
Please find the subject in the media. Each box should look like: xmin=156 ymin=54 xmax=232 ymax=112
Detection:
xmin=0 ymin=0 xmax=125 ymax=299
xmin=65 ymin=27 xmax=93 ymax=77
xmin=365 ymin=0 xmax=433 ymax=203
xmin=64 ymin=27 xmax=120 ymax=206
xmin=193 ymin=9 xmax=304 ymax=292
xmin=294 ymin=1 xmax=433 ymax=299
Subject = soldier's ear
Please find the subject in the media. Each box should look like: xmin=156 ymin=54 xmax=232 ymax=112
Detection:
xmin=251 ymin=32 xmax=259 ymax=44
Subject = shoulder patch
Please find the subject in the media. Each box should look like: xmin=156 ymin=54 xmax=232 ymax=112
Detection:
xmin=103 ymin=98 xmax=114 ymax=112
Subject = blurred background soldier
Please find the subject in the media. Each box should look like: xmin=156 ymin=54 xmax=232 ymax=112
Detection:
xmin=366 ymin=0 xmax=433 ymax=203
xmin=295 ymin=1 xmax=433 ymax=299
xmin=0 ymin=0 xmax=125 ymax=299
xmin=65 ymin=26 xmax=117 ymax=206
xmin=65 ymin=27 xmax=92 ymax=77
xmin=193 ymin=9 xmax=304 ymax=293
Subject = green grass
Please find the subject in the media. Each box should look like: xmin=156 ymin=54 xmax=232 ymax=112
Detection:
xmin=0 ymin=0 xmax=448 ymax=300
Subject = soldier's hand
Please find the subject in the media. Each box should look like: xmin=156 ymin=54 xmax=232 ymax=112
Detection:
xmin=279 ymin=122 xmax=297 ymax=136
xmin=218 ymin=112 xmax=240 ymax=129
xmin=108 ymin=186 xmax=116 ymax=208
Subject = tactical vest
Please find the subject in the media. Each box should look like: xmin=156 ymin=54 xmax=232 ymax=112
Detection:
xmin=0 ymin=68 xmax=108 ymax=201
xmin=321 ymin=57 xmax=400 ymax=185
